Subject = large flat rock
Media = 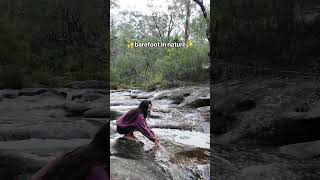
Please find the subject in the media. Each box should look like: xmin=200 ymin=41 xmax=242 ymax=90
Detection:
xmin=279 ymin=140 xmax=320 ymax=159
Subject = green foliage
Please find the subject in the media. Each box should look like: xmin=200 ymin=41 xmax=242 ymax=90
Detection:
xmin=155 ymin=42 xmax=209 ymax=82
xmin=0 ymin=0 xmax=107 ymax=88
xmin=213 ymin=0 xmax=320 ymax=68
xmin=110 ymin=4 xmax=210 ymax=89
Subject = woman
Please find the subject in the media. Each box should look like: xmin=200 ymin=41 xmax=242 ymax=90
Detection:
xmin=116 ymin=100 xmax=160 ymax=148
xmin=30 ymin=124 xmax=109 ymax=180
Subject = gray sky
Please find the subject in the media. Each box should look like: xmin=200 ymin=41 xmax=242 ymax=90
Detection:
xmin=112 ymin=0 xmax=210 ymax=15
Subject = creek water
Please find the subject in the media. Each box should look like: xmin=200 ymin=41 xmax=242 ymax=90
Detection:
xmin=110 ymin=89 xmax=210 ymax=180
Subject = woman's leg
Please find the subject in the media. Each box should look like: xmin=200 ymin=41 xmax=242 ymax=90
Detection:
xmin=123 ymin=130 xmax=136 ymax=140
xmin=117 ymin=126 xmax=137 ymax=140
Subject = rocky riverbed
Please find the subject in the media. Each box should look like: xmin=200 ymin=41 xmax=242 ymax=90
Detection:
xmin=212 ymin=77 xmax=320 ymax=179
xmin=110 ymin=86 xmax=210 ymax=180
xmin=0 ymin=84 xmax=210 ymax=180
xmin=0 ymin=86 xmax=108 ymax=179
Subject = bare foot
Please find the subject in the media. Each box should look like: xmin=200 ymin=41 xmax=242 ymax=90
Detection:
xmin=123 ymin=134 xmax=137 ymax=141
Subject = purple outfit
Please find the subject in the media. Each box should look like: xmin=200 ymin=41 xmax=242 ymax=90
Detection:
xmin=30 ymin=157 xmax=108 ymax=180
xmin=116 ymin=112 xmax=156 ymax=142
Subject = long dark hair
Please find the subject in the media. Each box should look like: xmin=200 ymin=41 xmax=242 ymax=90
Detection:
xmin=41 ymin=123 xmax=109 ymax=180
xmin=122 ymin=100 xmax=152 ymax=123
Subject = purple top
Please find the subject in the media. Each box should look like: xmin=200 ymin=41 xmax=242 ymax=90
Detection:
xmin=116 ymin=112 xmax=156 ymax=142
xmin=30 ymin=158 xmax=108 ymax=180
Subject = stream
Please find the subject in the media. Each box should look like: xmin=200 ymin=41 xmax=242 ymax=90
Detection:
xmin=110 ymin=88 xmax=210 ymax=180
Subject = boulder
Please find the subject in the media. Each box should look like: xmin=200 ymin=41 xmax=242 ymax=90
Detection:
xmin=73 ymin=93 xmax=105 ymax=102
xmin=213 ymin=78 xmax=320 ymax=144
xmin=238 ymin=163 xmax=297 ymax=180
xmin=83 ymin=106 xmax=107 ymax=118
xmin=18 ymin=89 xmax=47 ymax=96
xmin=184 ymin=98 xmax=210 ymax=108
xmin=279 ymin=140 xmax=320 ymax=159
xmin=1 ymin=90 xmax=18 ymax=99
xmin=63 ymin=102 xmax=91 ymax=116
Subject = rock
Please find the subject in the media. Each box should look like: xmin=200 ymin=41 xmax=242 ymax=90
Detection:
xmin=110 ymin=156 xmax=166 ymax=180
xmin=0 ymin=122 xmax=97 ymax=140
xmin=213 ymin=78 xmax=320 ymax=144
xmin=63 ymin=102 xmax=91 ymax=116
xmin=184 ymin=98 xmax=210 ymax=108
xmin=153 ymin=89 xmax=191 ymax=101
xmin=197 ymin=106 xmax=210 ymax=112
xmin=48 ymin=89 xmax=68 ymax=99
xmin=149 ymin=113 xmax=161 ymax=119
xmin=130 ymin=94 xmax=138 ymax=98
xmin=279 ymin=140 xmax=320 ymax=159
xmin=136 ymin=94 xmax=153 ymax=99
xmin=97 ymin=89 xmax=108 ymax=96
xmin=111 ymin=137 xmax=145 ymax=159
xmin=150 ymin=124 xmax=193 ymax=131
xmin=235 ymin=99 xmax=256 ymax=112
xmin=65 ymin=80 xmax=106 ymax=89
xmin=18 ymin=89 xmax=47 ymax=96
xmin=73 ymin=93 xmax=105 ymax=102
xmin=83 ymin=106 xmax=107 ymax=118
xmin=238 ymin=163 xmax=297 ymax=180
xmin=0 ymin=151 xmax=43 ymax=179
xmin=210 ymin=154 xmax=239 ymax=180
xmin=110 ymin=110 xmax=122 ymax=119
xmin=1 ymin=90 xmax=18 ymax=99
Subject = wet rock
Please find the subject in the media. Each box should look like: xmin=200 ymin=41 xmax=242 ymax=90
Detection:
xmin=150 ymin=124 xmax=193 ymax=131
xmin=136 ymin=94 xmax=153 ymax=99
xmin=110 ymin=156 xmax=167 ymax=180
xmin=83 ymin=106 xmax=107 ymax=118
xmin=213 ymin=78 xmax=320 ymax=144
xmin=73 ymin=93 xmax=105 ymax=102
xmin=149 ymin=113 xmax=161 ymax=119
xmin=210 ymin=154 xmax=239 ymax=180
xmin=153 ymin=89 xmax=191 ymax=101
xmin=63 ymin=102 xmax=91 ymax=116
xmin=0 ymin=123 xmax=97 ymax=140
xmin=112 ymin=137 xmax=145 ymax=159
xmin=238 ymin=163 xmax=297 ymax=180
xmin=154 ymin=107 xmax=171 ymax=113
xmin=130 ymin=94 xmax=138 ymax=98
xmin=235 ymin=99 xmax=256 ymax=112
xmin=170 ymin=148 xmax=209 ymax=165
xmin=1 ymin=90 xmax=18 ymax=99
xmin=197 ymin=106 xmax=210 ymax=112
xmin=48 ymin=89 xmax=68 ymax=98
xmin=279 ymin=140 xmax=320 ymax=159
xmin=18 ymin=89 xmax=47 ymax=96
xmin=184 ymin=98 xmax=210 ymax=108
xmin=97 ymin=89 xmax=108 ymax=96
xmin=0 ymin=151 xmax=43 ymax=180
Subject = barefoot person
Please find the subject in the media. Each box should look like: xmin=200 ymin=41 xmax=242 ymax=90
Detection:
xmin=116 ymin=100 xmax=160 ymax=148
xmin=30 ymin=124 xmax=109 ymax=180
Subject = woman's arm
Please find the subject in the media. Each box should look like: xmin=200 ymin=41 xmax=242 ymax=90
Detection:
xmin=135 ymin=114 xmax=156 ymax=142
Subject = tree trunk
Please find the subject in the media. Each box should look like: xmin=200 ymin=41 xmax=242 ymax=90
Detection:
xmin=184 ymin=0 xmax=191 ymax=43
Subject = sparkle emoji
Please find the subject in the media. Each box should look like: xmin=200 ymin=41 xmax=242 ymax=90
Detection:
xmin=186 ymin=40 xmax=193 ymax=48
xmin=127 ymin=42 xmax=134 ymax=48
